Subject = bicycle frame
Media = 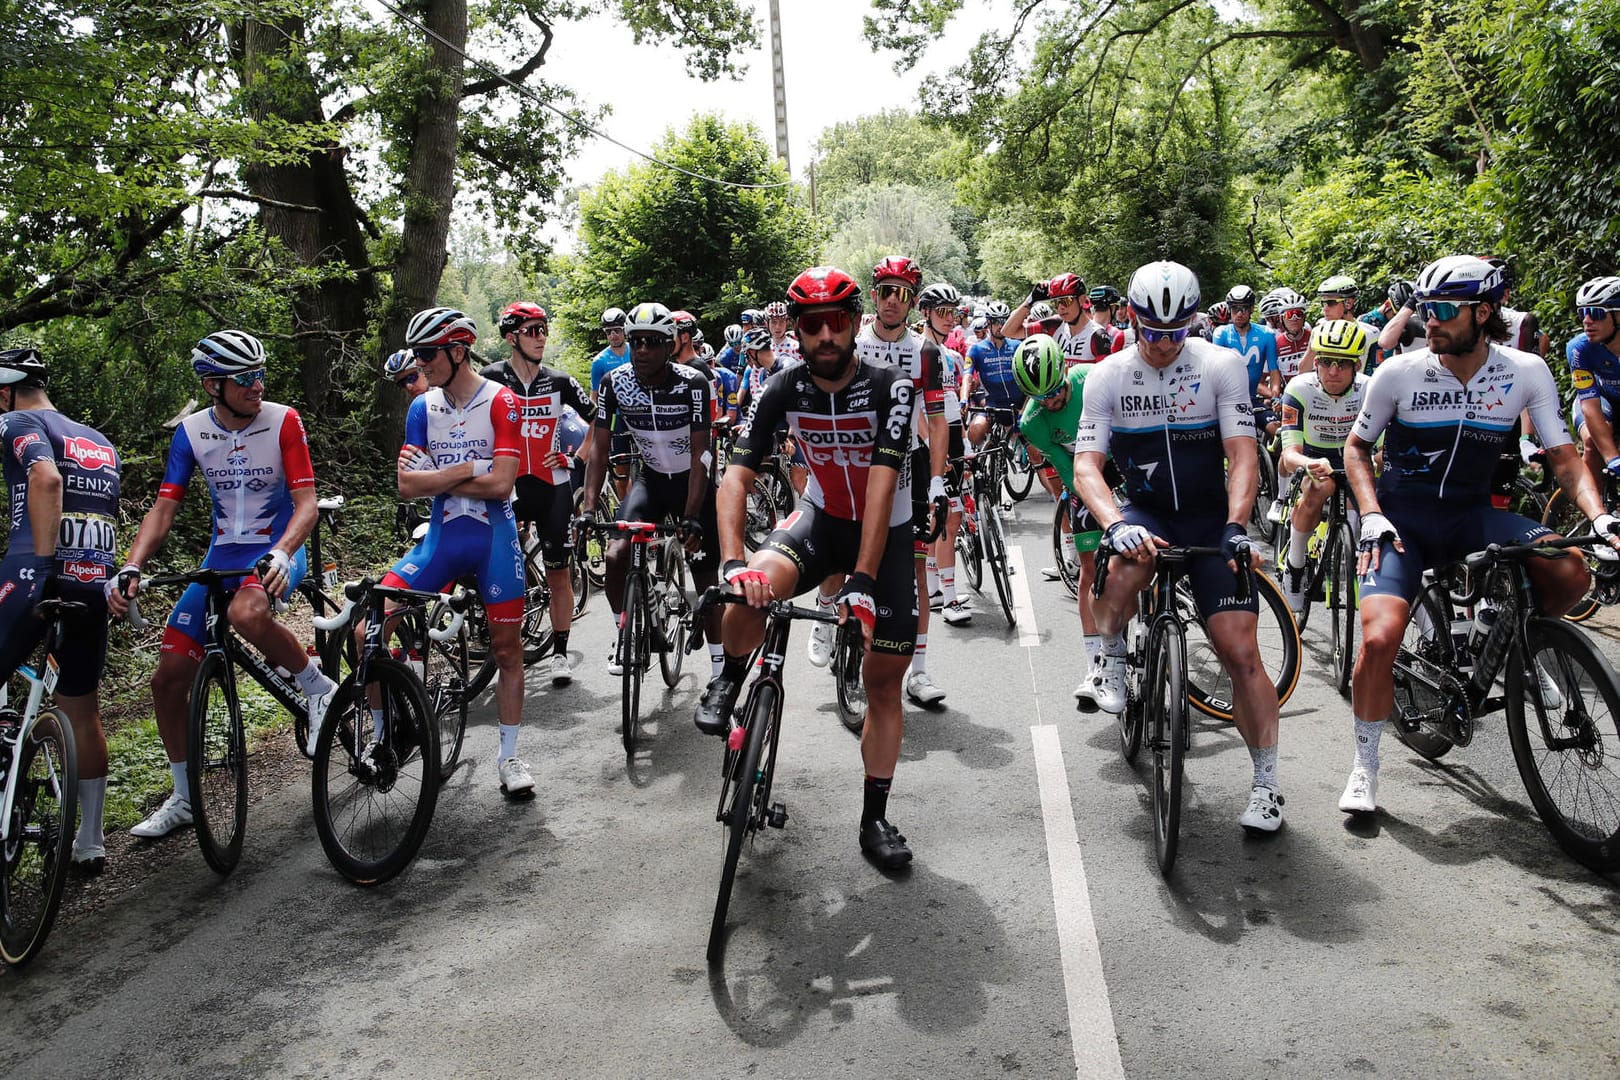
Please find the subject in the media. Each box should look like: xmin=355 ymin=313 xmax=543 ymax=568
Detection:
xmin=0 ymin=610 xmax=72 ymax=849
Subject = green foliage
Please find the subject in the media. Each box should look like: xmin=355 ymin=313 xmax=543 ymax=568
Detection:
xmin=811 ymin=109 xmax=968 ymax=205
xmin=821 ymin=184 xmax=971 ymax=288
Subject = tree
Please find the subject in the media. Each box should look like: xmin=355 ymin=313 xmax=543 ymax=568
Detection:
xmin=821 ymin=184 xmax=971 ymax=289
xmin=554 ymin=115 xmax=820 ymax=357
xmin=811 ymin=109 xmax=967 ymax=205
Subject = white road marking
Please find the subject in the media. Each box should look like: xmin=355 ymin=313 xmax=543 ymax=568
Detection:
xmin=1030 ymin=724 xmax=1126 ymax=1080
xmin=1007 ymin=543 xmax=1042 ymax=647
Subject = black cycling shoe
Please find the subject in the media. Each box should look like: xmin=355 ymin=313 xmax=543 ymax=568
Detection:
xmin=694 ymin=674 xmax=742 ymax=736
xmin=859 ymin=818 xmax=913 ymax=870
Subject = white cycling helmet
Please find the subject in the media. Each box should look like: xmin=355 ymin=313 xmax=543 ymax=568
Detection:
xmin=192 ymin=330 xmax=267 ymax=376
xmin=625 ymin=302 xmax=677 ymax=339
xmin=404 ymin=307 xmax=477 ymax=348
xmin=1127 ymin=261 xmax=1202 ymax=325
xmin=1576 ymin=277 xmax=1620 ymax=311
xmin=1413 ymin=255 xmax=1505 ymax=303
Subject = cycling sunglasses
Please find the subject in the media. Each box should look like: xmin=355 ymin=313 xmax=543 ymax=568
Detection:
xmin=1418 ymin=300 xmax=1479 ymax=322
xmin=796 ymin=308 xmax=851 ymax=336
xmin=1284 ymin=307 xmax=1307 ymax=320
xmin=873 ymin=283 xmax=915 ymax=303
xmin=627 ymin=334 xmax=667 ymax=350
xmin=1579 ymin=307 xmax=1620 ymax=321
xmin=1137 ymin=322 xmax=1193 ymax=344
xmin=412 ymin=345 xmax=447 ymax=362
xmin=1315 ymin=355 xmax=1358 ymax=369
xmin=516 ymin=323 xmax=547 ymax=338
xmin=227 ymin=369 xmax=266 ymax=387
xmin=395 ymin=371 xmax=422 ymax=388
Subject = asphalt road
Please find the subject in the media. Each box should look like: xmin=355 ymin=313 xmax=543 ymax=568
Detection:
xmin=4 ymin=496 xmax=1619 ymax=1078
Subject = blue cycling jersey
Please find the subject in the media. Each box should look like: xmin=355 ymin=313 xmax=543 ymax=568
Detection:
xmin=968 ymin=334 xmax=1025 ymax=410
xmin=715 ymin=345 xmax=741 ymax=372
xmin=1569 ymin=332 xmax=1620 ymax=407
xmin=712 ymin=365 xmax=740 ymax=418
xmin=1212 ymin=323 xmax=1279 ymax=397
xmin=590 ymin=345 xmax=632 ymax=396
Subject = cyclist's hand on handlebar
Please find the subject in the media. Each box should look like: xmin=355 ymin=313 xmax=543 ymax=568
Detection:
xmin=1104 ymin=520 xmax=1159 ymax=562
xmin=678 ymin=515 xmax=705 ymax=556
xmin=1220 ymin=522 xmax=1258 ymax=573
xmin=1357 ymin=511 xmax=1403 ymax=576
xmin=258 ymin=548 xmax=294 ymax=599
xmin=928 ymin=476 xmax=951 ymax=541
xmin=723 ymin=558 xmax=773 ymax=608
xmin=836 ymin=571 xmax=878 ymax=650
xmin=1304 ymin=457 xmax=1334 ymax=482
xmin=105 ymin=565 xmax=140 ymax=617
xmin=1592 ymin=513 xmax=1620 ymax=558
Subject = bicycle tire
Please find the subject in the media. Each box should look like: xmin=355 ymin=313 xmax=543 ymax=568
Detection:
xmin=187 ymin=651 xmax=247 ymax=875
xmin=1053 ymin=501 xmax=1079 ymax=599
xmin=1328 ymin=522 xmax=1357 ymax=698
xmin=1504 ymin=617 xmax=1620 ymax=871
xmin=570 ymin=559 xmax=589 ymax=620
xmin=1539 ymin=493 xmax=1602 ymax=622
xmin=311 ymin=657 xmax=440 ymax=885
xmin=519 ymin=547 xmax=554 ymax=666
xmin=1182 ymin=571 xmax=1300 ymax=721
xmin=1252 ymin=443 xmax=1279 ymax=540
xmin=1391 ymin=581 xmax=1457 ymax=761
xmin=834 ymin=624 xmax=866 ymax=733
xmin=463 ymin=597 xmax=498 ymax=699
xmin=578 ymin=483 xmax=616 ymax=588
xmin=1117 ymin=621 xmax=1145 ymax=764
xmin=621 ymin=575 xmax=646 ymax=754
xmin=658 ymin=539 xmax=688 ymax=688
xmin=957 ymin=509 xmax=983 ymax=592
xmin=1003 ymin=437 xmax=1035 ymax=502
xmin=1147 ymin=617 xmax=1187 ymax=875
xmin=745 ymin=466 xmax=791 ymax=552
xmin=0 ymin=708 xmax=77 ymax=968
xmin=982 ymin=502 xmax=1017 ymax=629
xmin=418 ymin=602 xmax=469 ymax=780
xmin=710 ymin=682 xmax=777 ymax=963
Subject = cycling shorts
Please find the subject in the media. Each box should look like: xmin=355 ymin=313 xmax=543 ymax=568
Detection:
xmin=382 ymin=515 xmax=525 ymax=624
xmin=759 ymin=503 xmax=917 ymax=656
xmin=618 ymin=468 xmax=720 ymax=568
xmin=609 ymin=430 xmax=634 ymax=466
xmin=1572 ymin=395 xmax=1612 ymax=437
xmin=1119 ymin=506 xmax=1258 ymax=619
xmin=512 ymin=475 xmax=574 ymax=570
xmin=1358 ymin=503 xmax=1550 ymax=605
xmin=163 ymin=543 xmax=309 ymax=662
xmin=1067 ymin=496 xmax=1103 ymax=554
xmin=0 ymin=570 xmax=108 ymax=698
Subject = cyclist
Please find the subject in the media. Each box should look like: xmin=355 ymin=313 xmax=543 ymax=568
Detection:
xmin=590 ymin=307 xmax=634 ymax=501
xmin=383 ymin=349 xmax=429 ymax=399
xmin=734 ymin=326 xmax=779 ymax=423
xmin=697 ymin=265 xmax=921 ymax=869
xmin=716 ymin=324 xmax=744 ymax=373
xmin=1486 ymin=257 xmax=1549 ymax=356
xmin=1213 ymin=284 xmax=1281 ymax=433
xmin=1374 ymin=279 xmax=1428 ymax=360
xmin=0 ymin=349 xmax=120 ymax=873
xmin=109 ymin=331 xmax=337 ymax=836
xmin=966 ymin=300 xmax=1026 ymax=449
xmin=1341 ymin=255 xmax=1620 ymax=815
xmin=1024 ymin=302 xmax=1063 ymax=339
xmin=481 ymin=301 xmax=595 ymax=686
xmin=1271 ymin=288 xmax=1313 ymax=382
xmin=1566 ymin=277 xmax=1620 ymax=491
xmin=1087 ymin=285 xmax=1126 ymax=358
xmin=1013 ymin=336 xmax=1106 ymax=699
xmin=1275 ymin=320 xmax=1370 ymax=613
xmin=578 ymin=302 xmax=724 ymax=680
xmin=764 ymin=300 xmax=801 ymax=365
xmin=1258 ymin=289 xmax=1286 ymax=331
xmin=1073 ymin=261 xmax=1286 ymax=833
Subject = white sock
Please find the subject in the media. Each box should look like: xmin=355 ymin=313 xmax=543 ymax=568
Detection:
xmin=926 ymin=556 xmax=940 ymax=597
xmin=77 ymin=776 xmax=107 ymax=851
xmin=1249 ymin=744 xmax=1279 ymax=791
xmin=1287 ymin=527 xmax=1310 ymax=570
xmin=1084 ymin=635 xmax=1101 ymax=664
xmin=293 ymin=659 xmax=332 ymax=694
xmin=941 ymin=566 xmax=957 ymax=604
xmin=1353 ymin=716 xmax=1383 ymax=770
xmin=499 ymin=723 xmax=519 ymax=761
xmin=814 ymin=588 xmax=837 ymax=613
xmin=709 ymin=642 xmax=725 ymax=678
xmin=1102 ymin=634 xmax=1126 ymax=657
xmin=911 ymin=634 xmax=928 ymax=675
xmin=169 ymin=761 xmax=189 ymax=803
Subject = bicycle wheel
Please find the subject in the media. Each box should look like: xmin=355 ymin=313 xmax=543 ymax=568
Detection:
xmin=1117 ymin=620 xmax=1145 ymax=764
xmin=1540 ymin=494 xmax=1602 ymax=623
xmin=709 ymin=682 xmax=776 ymax=964
xmin=982 ymin=502 xmax=1017 ymax=629
xmin=658 ymin=539 xmax=688 ymax=688
xmin=519 ymin=549 xmax=554 ymax=665
xmin=1391 ymin=581 xmax=1457 ymax=761
xmin=0 ymin=709 xmax=77 ymax=968
xmin=1003 ymin=437 xmax=1035 ymax=502
xmin=1146 ymin=618 xmax=1187 ymax=875
xmin=745 ymin=466 xmax=791 ymax=552
xmin=463 ymin=598 xmax=498 ymax=699
xmin=570 ymin=558 xmax=589 ymax=620
xmin=1251 ymin=444 xmax=1279 ymax=539
xmin=957 ymin=509 xmax=983 ymax=592
xmin=187 ymin=652 xmax=247 ymax=875
xmin=1183 ymin=571 xmax=1300 ymax=721
xmin=834 ymin=625 xmax=866 ymax=733
xmin=312 ymin=657 xmax=440 ymax=885
xmin=1327 ymin=522 xmax=1357 ymax=698
xmin=1053 ymin=501 xmax=1078 ymax=599
xmin=620 ymin=575 xmax=646 ymax=754
xmin=1505 ymin=617 xmax=1620 ymax=871
xmin=418 ymin=602 xmax=469 ymax=780
xmin=577 ymin=484 xmax=616 ymax=588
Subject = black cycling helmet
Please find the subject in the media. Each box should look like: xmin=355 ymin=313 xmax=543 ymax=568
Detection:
xmin=0 ymin=347 xmax=49 ymax=388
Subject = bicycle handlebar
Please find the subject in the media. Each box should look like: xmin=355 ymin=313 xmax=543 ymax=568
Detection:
xmin=124 ymin=566 xmax=261 ymax=630
xmin=1453 ymin=534 xmax=1600 ymax=607
xmin=1091 ymin=539 xmax=1253 ymax=603
xmin=685 ymin=585 xmax=842 ymax=653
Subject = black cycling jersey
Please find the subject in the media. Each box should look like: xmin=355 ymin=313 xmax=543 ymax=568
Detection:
xmin=479 ymin=360 xmax=595 ymax=489
xmin=595 ymin=362 xmax=713 ymax=479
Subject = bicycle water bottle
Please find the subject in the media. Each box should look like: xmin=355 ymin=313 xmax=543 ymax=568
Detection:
xmin=1468 ymin=605 xmax=1509 ymax=696
xmin=1449 ymin=616 xmax=1474 ymax=673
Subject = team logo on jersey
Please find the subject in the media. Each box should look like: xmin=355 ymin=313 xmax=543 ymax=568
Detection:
xmin=10 ymin=432 xmax=41 ymax=460
xmin=1573 ymin=370 xmax=1595 ymax=390
xmin=60 ymin=435 xmax=115 ymax=471
xmin=226 ymin=446 xmax=250 ymax=469
xmin=61 ymin=559 xmax=104 ymax=584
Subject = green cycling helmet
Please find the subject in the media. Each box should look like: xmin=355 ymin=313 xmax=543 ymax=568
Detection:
xmin=1012 ymin=334 xmax=1066 ymax=398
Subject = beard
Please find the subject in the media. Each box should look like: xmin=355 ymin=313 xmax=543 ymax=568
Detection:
xmin=1431 ymin=318 xmax=1480 ymax=357
xmin=806 ymin=338 xmax=856 ymax=380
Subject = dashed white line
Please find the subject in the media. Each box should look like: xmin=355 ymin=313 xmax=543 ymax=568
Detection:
xmin=1030 ymin=724 xmax=1125 ymax=1080
xmin=1007 ymin=543 xmax=1042 ymax=647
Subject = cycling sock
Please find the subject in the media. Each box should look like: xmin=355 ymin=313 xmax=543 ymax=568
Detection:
xmin=1249 ymin=743 xmax=1279 ymax=791
xmin=709 ymin=642 xmax=725 ymax=678
xmin=498 ymin=723 xmax=519 ymax=760
xmin=722 ymin=652 xmax=750 ymax=681
xmin=169 ymin=761 xmax=189 ymax=802
xmin=1103 ymin=634 xmax=1126 ymax=657
xmin=941 ymin=565 xmax=957 ymax=604
xmin=926 ymin=555 xmax=940 ymax=597
xmin=911 ymin=634 xmax=928 ymax=675
xmin=293 ymin=660 xmax=332 ymax=695
xmin=1353 ymin=716 xmax=1383 ymax=770
xmin=1084 ymin=635 xmax=1101 ymax=664
xmin=814 ymin=588 xmax=837 ymax=613
xmin=862 ymin=775 xmax=892 ymax=825
xmin=552 ymin=630 xmax=569 ymax=658
xmin=1287 ymin=527 xmax=1310 ymax=569
xmin=77 ymin=776 xmax=107 ymax=850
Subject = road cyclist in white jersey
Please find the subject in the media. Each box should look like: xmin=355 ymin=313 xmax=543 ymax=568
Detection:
xmin=1341 ymin=254 xmax=1620 ymax=816
xmin=108 ymin=330 xmax=338 ymax=838
xmin=764 ymin=300 xmax=801 ymax=365
xmin=1073 ymin=260 xmax=1287 ymax=833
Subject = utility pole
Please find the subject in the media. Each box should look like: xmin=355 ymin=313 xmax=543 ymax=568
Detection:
xmin=769 ymin=0 xmax=790 ymax=172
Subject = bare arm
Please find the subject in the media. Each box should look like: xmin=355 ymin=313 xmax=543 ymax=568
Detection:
xmin=25 ymin=460 xmax=62 ymax=557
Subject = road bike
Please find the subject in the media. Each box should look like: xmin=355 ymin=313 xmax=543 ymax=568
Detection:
xmin=1270 ymin=469 xmax=1358 ymax=695
xmin=951 ymin=446 xmax=1016 ymax=629
xmin=832 ymin=618 xmax=867 ymax=733
xmin=1541 ymin=467 xmax=1619 ymax=623
xmin=1390 ymin=535 xmax=1620 ymax=872
xmin=0 ymin=597 xmax=80 ymax=968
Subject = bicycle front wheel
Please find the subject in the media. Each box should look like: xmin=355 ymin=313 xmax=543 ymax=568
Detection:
xmin=620 ymin=576 xmax=646 ymax=754
xmin=1183 ymin=571 xmax=1300 ymax=721
xmin=519 ymin=548 xmax=554 ymax=665
xmin=1327 ymin=522 xmax=1357 ymax=698
xmin=957 ymin=509 xmax=983 ymax=592
xmin=1391 ymin=581 xmax=1458 ymax=761
xmin=1053 ymin=502 xmax=1078 ymax=599
xmin=0 ymin=708 xmax=77 ymax=968
xmin=658 ymin=539 xmax=689 ymax=688
xmin=983 ymin=503 xmax=1017 ymax=629
xmin=187 ymin=651 xmax=247 ymax=875
xmin=312 ymin=658 xmax=440 ymax=885
xmin=1003 ymin=438 xmax=1035 ymax=502
xmin=1147 ymin=618 xmax=1188 ymax=875
xmin=1505 ymin=618 xmax=1620 ymax=871
xmin=834 ymin=625 xmax=866 ymax=733
xmin=710 ymin=683 xmax=777 ymax=963
xmin=418 ymin=602 xmax=469 ymax=780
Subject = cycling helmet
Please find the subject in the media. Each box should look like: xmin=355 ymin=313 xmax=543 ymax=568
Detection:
xmin=697 ymin=343 xmax=715 ymax=361
xmin=1310 ymin=319 xmax=1371 ymax=364
xmin=1012 ymin=335 xmax=1066 ymax=398
xmin=958 ymin=302 xmax=972 ymax=317
xmin=497 ymin=301 xmax=547 ymax=336
xmin=1482 ymin=255 xmax=1513 ymax=288
xmin=784 ymin=266 xmax=864 ymax=317
xmin=723 ymin=324 xmax=743 ymax=346
xmin=1258 ymin=290 xmax=1286 ymax=321
xmin=1127 ymin=261 xmax=1201 ymax=325
xmin=625 ymin=301 xmax=677 ymax=339
xmin=670 ymin=310 xmax=698 ymax=338
xmin=872 ymin=255 xmax=922 ymax=288
xmin=1088 ymin=284 xmax=1121 ymax=307
xmin=917 ymin=282 xmax=961 ymax=311
xmin=691 ymin=327 xmax=705 ymax=347
xmin=1274 ymin=287 xmax=1308 ymax=312
xmin=742 ymin=326 xmax=773 ymax=351
xmin=763 ymin=301 xmax=789 ymax=319
xmin=1316 ymin=274 xmax=1360 ymax=301
xmin=1028 ymin=301 xmax=1057 ymax=322
xmin=985 ymin=300 xmax=1011 ymax=322
xmin=382 ymin=349 xmax=415 ymax=379
xmin=740 ymin=308 xmax=763 ymax=326
xmin=0 ymin=347 xmax=49 ymax=388
xmin=971 ymin=316 xmax=989 ymax=332
xmin=1413 ymin=255 xmax=1505 ymax=303
xmin=1224 ymin=284 xmax=1257 ymax=307
xmin=601 ymin=307 xmax=627 ymax=330
xmin=1048 ymin=273 xmax=1086 ymax=300
xmin=1577 ymin=277 xmax=1620 ymax=311
xmin=192 ymin=329 xmax=267 ymax=376
xmin=405 ymin=307 xmax=478 ymax=348
xmin=1207 ymin=301 xmax=1230 ymax=325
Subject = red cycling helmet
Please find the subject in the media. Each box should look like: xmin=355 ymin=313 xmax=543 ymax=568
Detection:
xmin=669 ymin=310 xmax=699 ymax=337
xmin=498 ymin=301 xmax=548 ymax=336
xmin=1047 ymin=272 xmax=1086 ymax=300
xmin=872 ymin=255 xmax=922 ymax=289
xmin=785 ymin=266 xmax=864 ymax=317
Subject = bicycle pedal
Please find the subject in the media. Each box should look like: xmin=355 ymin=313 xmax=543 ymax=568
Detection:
xmin=766 ymin=802 xmax=788 ymax=828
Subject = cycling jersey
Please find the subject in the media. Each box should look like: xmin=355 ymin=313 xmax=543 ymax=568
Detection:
xmin=1054 ymin=319 xmax=1101 ymax=367
xmin=595 ymin=362 xmax=712 ymax=478
xmin=479 ymin=360 xmax=595 ymax=488
xmin=159 ymin=402 xmax=315 ymax=546
xmin=1 ymin=409 xmax=121 ymax=585
xmin=1018 ymin=365 xmax=1090 ymax=497
xmin=712 ymin=364 xmax=740 ymax=420
xmin=855 ymin=326 xmax=948 ymax=445
xmin=944 ymin=327 xmax=968 ymax=356
xmin=1074 ymin=337 xmax=1255 ymax=515
xmin=770 ymin=333 xmax=801 ymax=365
xmin=731 ymin=360 xmax=915 ymax=527
xmin=715 ymin=344 xmax=741 ymax=373
xmin=589 ymin=345 xmax=632 ymax=396
xmin=968 ymin=333 xmax=1025 ymax=410
xmin=1352 ymin=346 xmax=1571 ymax=505
xmin=938 ymin=343 xmax=965 ymax=426
xmin=1502 ymin=306 xmax=1539 ymax=353
xmin=1278 ymin=370 xmax=1368 ymax=467
xmin=404 ymin=380 xmax=523 ymax=525
xmin=1212 ymin=323 xmax=1279 ymax=397
xmin=1569 ymin=332 xmax=1620 ymax=410
xmin=1275 ymin=325 xmax=1311 ymax=381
